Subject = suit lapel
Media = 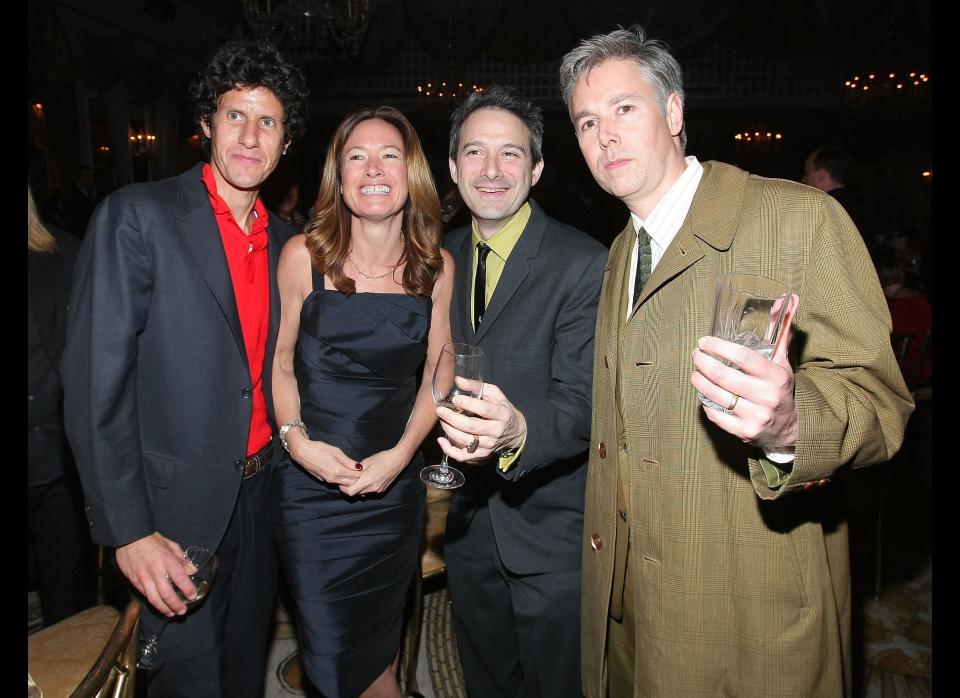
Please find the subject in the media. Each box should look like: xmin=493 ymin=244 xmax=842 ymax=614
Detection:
xmin=632 ymin=223 xmax=704 ymax=312
xmin=262 ymin=222 xmax=285 ymax=425
xmin=175 ymin=164 xmax=249 ymax=369
xmin=447 ymin=228 xmax=476 ymax=343
xmin=630 ymin=161 xmax=739 ymax=318
xmin=472 ymin=201 xmax=545 ymax=343
xmin=603 ymin=223 xmax=632 ymax=390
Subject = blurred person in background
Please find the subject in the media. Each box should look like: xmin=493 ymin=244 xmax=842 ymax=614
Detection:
xmin=28 ymin=185 xmax=95 ymax=627
xmin=59 ymin=165 xmax=99 ymax=239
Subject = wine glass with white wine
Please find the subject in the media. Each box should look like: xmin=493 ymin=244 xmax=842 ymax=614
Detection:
xmin=421 ymin=342 xmax=484 ymax=489
xmin=136 ymin=545 xmax=219 ymax=670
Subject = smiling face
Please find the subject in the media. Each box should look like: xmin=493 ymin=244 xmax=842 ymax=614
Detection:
xmin=571 ymin=58 xmax=686 ymax=218
xmin=201 ymin=86 xmax=287 ymax=200
xmin=449 ymin=107 xmax=544 ymax=239
xmin=339 ymin=118 xmax=409 ymax=224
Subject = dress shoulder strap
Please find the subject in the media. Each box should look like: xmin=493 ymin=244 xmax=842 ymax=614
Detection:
xmin=311 ymin=266 xmax=326 ymax=292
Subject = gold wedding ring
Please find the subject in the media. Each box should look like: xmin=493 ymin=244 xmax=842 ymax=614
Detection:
xmin=726 ymin=394 xmax=739 ymax=412
xmin=466 ymin=435 xmax=480 ymax=453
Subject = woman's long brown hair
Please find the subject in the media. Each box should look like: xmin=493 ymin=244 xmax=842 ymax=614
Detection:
xmin=304 ymin=106 xmax=444 ymax=297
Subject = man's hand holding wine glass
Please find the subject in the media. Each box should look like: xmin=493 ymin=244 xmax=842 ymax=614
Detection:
xmin=115 ymin=531 xmax=198 ymax=617
xmin=137 ymin=544 xmax=219 ymax=671
xmin=436 ymin=382 xmax=527 ymax=464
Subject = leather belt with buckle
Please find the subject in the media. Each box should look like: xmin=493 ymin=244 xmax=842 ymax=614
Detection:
xmin=242 ymin=440 xmax=273 ymax=480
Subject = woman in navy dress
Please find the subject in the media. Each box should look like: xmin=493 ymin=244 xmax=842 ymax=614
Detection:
xmin=272 ymin=107 xmax=453 ymax=697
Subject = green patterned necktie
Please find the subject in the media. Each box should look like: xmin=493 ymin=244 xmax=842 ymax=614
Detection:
xmin=632 ymin=226 xmax=652 ymax=306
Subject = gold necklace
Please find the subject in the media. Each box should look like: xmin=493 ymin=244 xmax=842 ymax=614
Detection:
xmin=347 ymin=254 xmax=398 ymax=280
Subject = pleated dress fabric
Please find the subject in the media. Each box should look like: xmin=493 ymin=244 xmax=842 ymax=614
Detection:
xmin=274 ymin=271 xmax=429 ymax=697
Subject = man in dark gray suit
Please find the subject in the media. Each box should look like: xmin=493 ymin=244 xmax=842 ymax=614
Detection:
xmin=436 ymin=85 xmax=606 ymax=698
xmin=61 ymin=39 xmax=308 ymax=697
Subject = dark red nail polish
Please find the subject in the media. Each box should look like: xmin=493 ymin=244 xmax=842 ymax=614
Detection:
xmin=355 ymin=462 xmax=363 ymax=470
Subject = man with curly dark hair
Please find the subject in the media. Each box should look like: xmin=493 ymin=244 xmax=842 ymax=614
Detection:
xmin=62 ymin=39 xmax=309 ymax=697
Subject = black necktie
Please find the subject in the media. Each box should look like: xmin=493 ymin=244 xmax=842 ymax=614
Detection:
xmin=632 ymin=226 xmax=652 ymax=306
xmin=474 ymin=242 xmax=491 ymax=330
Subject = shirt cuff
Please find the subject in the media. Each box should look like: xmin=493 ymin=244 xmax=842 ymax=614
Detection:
xmin=497 ymin=433 xmax=527 ymax=473
xmin=763 ymin=447 xmax=795 ymax=464
xmin=758 ymin=449 xmax=794 ymax=490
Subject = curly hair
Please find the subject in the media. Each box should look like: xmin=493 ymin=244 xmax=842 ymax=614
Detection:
xmin=304 ymin=107 xmax=444 ymax=298
xmin=189 ymin=38 xmax=309 ymax=157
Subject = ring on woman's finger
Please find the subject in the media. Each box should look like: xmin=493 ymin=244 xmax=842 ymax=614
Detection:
xmin=466 ymin=435 xmax=480 ymax=454
xmin=726 ymin=393 xmax=739 ymax=412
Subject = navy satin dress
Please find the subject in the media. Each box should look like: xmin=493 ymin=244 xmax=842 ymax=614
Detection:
xmin=274 ymin=271 xmax=429 ymax=697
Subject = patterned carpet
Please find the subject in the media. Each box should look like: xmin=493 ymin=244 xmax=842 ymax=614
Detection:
xmin=858 ymin=561 xmax=933 ymax=696
xmin=847 ymin=417 xmax=933 ymax=698
xmin=417 ymin=587 xmax=466 ymax=698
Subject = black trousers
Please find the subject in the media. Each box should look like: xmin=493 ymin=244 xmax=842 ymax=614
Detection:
xmin=141 ymin=468 xmax=279 ymax=698
xmin=28 ymin=474 xmax=95 ymax=626
xmin=445 ymin=504 xmax=583 ymax=698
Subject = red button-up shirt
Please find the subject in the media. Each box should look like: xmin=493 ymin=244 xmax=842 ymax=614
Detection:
xmin=201 ymin=164 xmax=272 ymax=455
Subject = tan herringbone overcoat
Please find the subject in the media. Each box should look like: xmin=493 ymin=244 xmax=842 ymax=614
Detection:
xmin=581 ymin=161 xmax=914 ymax=697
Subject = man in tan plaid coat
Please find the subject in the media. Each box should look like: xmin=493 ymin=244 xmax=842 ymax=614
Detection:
xmin=560 ymin=26 xmax=914 ymax=697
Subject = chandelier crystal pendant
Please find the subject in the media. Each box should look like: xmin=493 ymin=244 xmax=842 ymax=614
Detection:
xmin=242 ymin=0 xmax=371 ymax=65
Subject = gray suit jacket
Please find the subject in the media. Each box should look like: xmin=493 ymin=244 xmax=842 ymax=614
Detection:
xmin=62 ymin=163 xmax=293 ymax=553
xmin=444 ymin=200 xmax=606 ymax=574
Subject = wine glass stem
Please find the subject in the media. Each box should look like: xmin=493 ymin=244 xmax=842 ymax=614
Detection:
xmin=439 ymin=453 xmax=449 ymax=473
xmin=147 ymin=617 xmax=171 ymax=646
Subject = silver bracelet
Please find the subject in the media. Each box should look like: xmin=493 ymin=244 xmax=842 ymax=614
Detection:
xmin=279 ymin=420 xmax=309 ymax=452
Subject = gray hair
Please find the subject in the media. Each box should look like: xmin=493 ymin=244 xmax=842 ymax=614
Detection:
xmin=559 ymin=25 xmax=687 ymax=150
xmin=448 ymin=85 xmax=544 ymax=164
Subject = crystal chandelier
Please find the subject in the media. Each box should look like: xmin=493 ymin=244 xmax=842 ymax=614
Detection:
xmin=417 ymin=81 xmax=484 ymax=108
xmin=242 ymin=0 xmax=371 ymax=65
xmin=843 ymin=70 xmax=930 ymax=109
xmin=841 ymin=0 xmax=930 ymax=116
xmin=733 ymin=130 xmax=783 ymax=145
xmin=415 ymin=0 xmax=483 ymax=121
xmin=733 ymin=127 xmax=783 ymax=155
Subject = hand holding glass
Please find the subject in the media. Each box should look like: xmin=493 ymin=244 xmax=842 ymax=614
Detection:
xmin=137 ymin=545 xmax=219 ymax=670
xmin=422 ymin=342 xmax=484 ymax=489
xmin=697 ymin=273 xmax=791 ymax=413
